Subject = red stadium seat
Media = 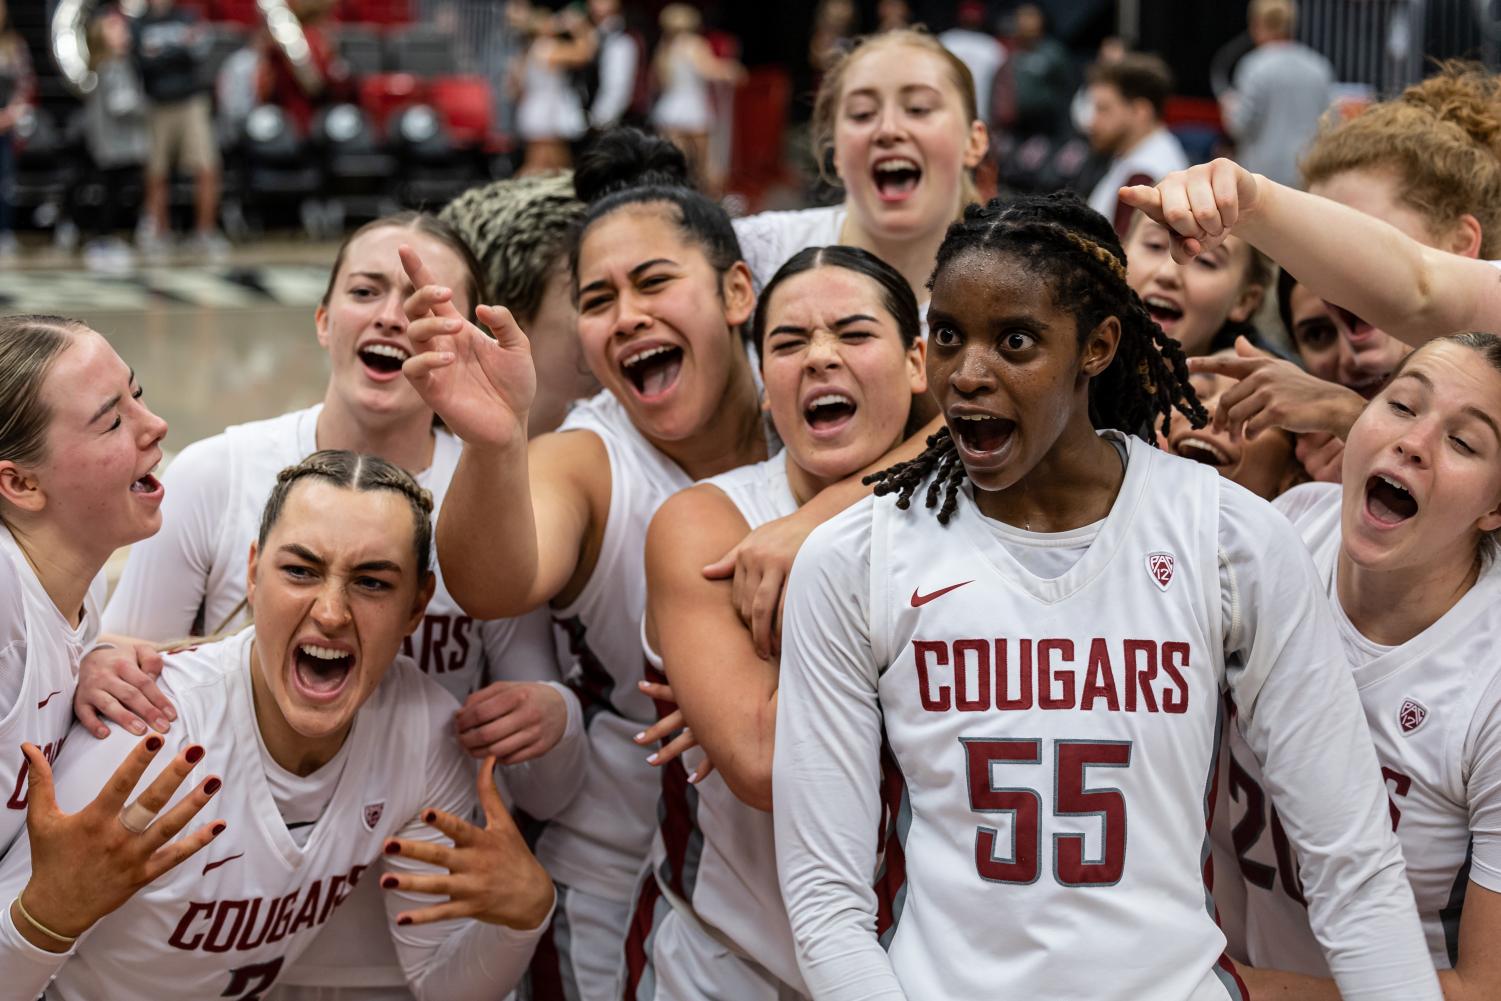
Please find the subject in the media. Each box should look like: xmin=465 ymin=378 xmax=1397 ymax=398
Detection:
xmin=727 ymin=67 xmax=792 ymax=209
xmin=358 ymin=72 xmax=426 ymax=139
xmin=427 ymin=75 xmax=492 ymax=148
xmin=338 ymin=0 xmax=412 ymax=24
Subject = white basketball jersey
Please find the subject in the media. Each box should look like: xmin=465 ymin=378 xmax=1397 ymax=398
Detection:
xmin=101 ymin=405 xmax=544 ymax=703
xmin=1231 ymin=483 xmax=1501 ymax=972
xmin=536 ymin=391 xmax=693 ymax=901
xmin=0 ymin=629 xmax=474 ymax=1001
xmin=644 ymin=455 xmax=808 ymax=992
xmin=868 ymin=438 xmax=1240 ymax=999
xmin=0 ymin=524 xmax=103 ymax=856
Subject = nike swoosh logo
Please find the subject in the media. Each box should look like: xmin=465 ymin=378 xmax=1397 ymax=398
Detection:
xmin=203 ymin=852 xmax=244 ymax=875
xmin=911 ymin=581 xmax=973 ymax=607
xmin=36 ymin=691 xmax=61 ymax=710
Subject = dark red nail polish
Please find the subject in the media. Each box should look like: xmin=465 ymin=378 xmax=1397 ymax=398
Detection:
xmin=397 ymin=916 xmax=412 ymax=926
xmin=203 ymin=777 xmax=221 ymax=796
xmin=423 ymin=810 xmax=437 ymax=824
xmin=211 ymin=822 xmax=226 ymax=837
xmin=385 ymin=841 xmax=401 ymax=855
xmin=145 ymin=735 xmax=163 ymax=753
xmin=381 ymin=875 xmax=398 ymax=889
xmin=184 ymin=745 xmax=204 ymax=764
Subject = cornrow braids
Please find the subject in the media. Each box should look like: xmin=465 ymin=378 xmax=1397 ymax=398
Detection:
xmin=258 ymin=450 xmax=436 ymax=579
xmin=866 ymin=190 xmax=1208 ymax=523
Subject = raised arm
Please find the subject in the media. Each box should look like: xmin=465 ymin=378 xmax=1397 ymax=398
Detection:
xmin=399 ymin=246 xmax=598 ymax=619
xmin=1120 ymin=159 xmax=1501 ymax=347
xmin=1222 ymin=494 xmax=1441 ymax=1001
xmin=647 ymin=484 xmax=778 ymax=811
xmin=773 ymin=513 xmax=904 ymax=1000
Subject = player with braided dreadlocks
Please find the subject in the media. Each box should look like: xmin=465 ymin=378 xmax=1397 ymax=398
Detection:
xmin=771 ymin=191 xmax=1441 ymax=1001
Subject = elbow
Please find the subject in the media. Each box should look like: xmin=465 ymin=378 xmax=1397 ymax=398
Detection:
xmin=722 ymin=751 xmax=775 ymax=813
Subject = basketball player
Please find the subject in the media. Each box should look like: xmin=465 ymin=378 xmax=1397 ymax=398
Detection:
xmin=1220 ymin=332 xmax=1501 ymax=996
xmin=87 ymin=212 xmax=578 ymax=1001
xmin=0 ymin=314 xmax=167 ymax=857
xmin=397 ymin=128 xmax=773 ymax=999
xmin=772 ymin=193 xmax=1441 ymax=1000
xmin=625 ymin=245 xmax=926 ymax=999
xmin=0 ymin=451 xmax=555 ymax=999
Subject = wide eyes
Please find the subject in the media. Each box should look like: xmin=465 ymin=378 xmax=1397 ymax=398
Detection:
xmin=1001 ymin=331 xmax=1036 ymax=352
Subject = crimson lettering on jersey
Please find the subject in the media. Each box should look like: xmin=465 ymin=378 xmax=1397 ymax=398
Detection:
xmin=400 ymin=614 xmax=473 ymax=675
xmin=7 ymin=736 xmax=66 ymax=810
xmin=912 ymin=638 xmax=1191 ymax=715
xmin=166 ymin=864 xmax=367 ymax=952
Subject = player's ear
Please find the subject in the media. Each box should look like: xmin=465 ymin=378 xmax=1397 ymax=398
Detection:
xmin=245 ymin=540 xmax=260 ymax=606
xmin=0 ymin=461 xmax=45 ymax=515
xmin=406 ymin=571 xmax=436 ymax=635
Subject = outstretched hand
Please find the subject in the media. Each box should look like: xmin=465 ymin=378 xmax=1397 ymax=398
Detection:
xmin=381 ymin=757 xmax=555 ymax=931
xmin=1119 ymin=159 xmax=1264 ymax=264
xmin=399 ymin=244 xmax=538 ymax=451
xmin=13 ymin=736 xmax=223 ymax=952
xmin=1188 ymin=336 xmax=1366 ymax=439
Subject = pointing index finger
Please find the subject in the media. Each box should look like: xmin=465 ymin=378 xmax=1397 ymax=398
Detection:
xmin=1187 ymin=354 xmax=1263 ymax=380
xmin=398 ymin=245 xmax=462 ymax=321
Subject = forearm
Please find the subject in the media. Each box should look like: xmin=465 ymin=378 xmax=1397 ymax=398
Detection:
xmin=1239 ymin=181 xmax=1500 ymax=347
xmin=436 ymin=440 xmax=542 ymax=619
xmin=1236 ymin=965 xmax=1342 ymax=1000
xmin=402 ymin=908 xmax=551 ymax=1001
xmin=0 ymin=900 xmax=72 ymax=996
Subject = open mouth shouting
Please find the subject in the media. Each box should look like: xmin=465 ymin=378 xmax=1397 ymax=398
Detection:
xmin=1143 ymin=295 xmax=1184 ymax=335
xmin=620 ymin=342 xmax=684 ymax=402
xmin=873 ymin=156 xmax=922 ymax=203
xmin=951 ymin=410 xmax=1017 ymax=463
xmin=131 ymin=455 xmax=164 ymax=502
xmin=1173 ymin=435 xmax=1231 ymax=469
xmin=804 ymin=390 xmax=858 ymax=438
xmin=358 ymin=342 xmax=411 ymax=382
xmin=1364 ymin=471 xmax=1418 ymax=527
xmin=292 ymin=640 xmax=357 ymax=703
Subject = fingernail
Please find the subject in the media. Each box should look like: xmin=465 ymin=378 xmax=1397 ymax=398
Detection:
xmin=166 ymin=707 xmax=178 ymax=722
xmin=646 ymin=753 xmax=659 ymax=765
xmin=381 ymin=875 xmax=399 ymax=890
xmin=638 ymin=680 xmax=650 ymax=689
xmin=130 ymin=721 xmax=146 ymax=736
xmin=633 ymin=731 xmax=646 ymax=742
xmin=445 ymin=319 xmax=461 ymax=331
xmin=184 ymin=745 xmax=204 ymax=764
xmin=687 ymin=772 xmax=701 ymax=784
xmin=152 ymin=718 xmax=170 ymax=733
xmin=385 ymin=841 xmax=401 ymax=855
xmin=211 ymin=822 xmax=226 ymax=837
xmin=145 ymin=734 xmax=163 ymax=752
xmin=203 ymin=777 xmax=221 ymax=796
xmin=437 ymin=286 xmax=451 ymax=297
xmin=397 ymin=916 xmax=412 ymax=926
xmin=423 ymin=810 xmax=437 ymax=824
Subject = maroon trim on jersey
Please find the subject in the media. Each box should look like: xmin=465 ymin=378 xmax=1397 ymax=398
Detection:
xmin=556 ymin=613 xmax=621 ymax=724
xmin=647 ymin=657 xmax=703 ymax=903
xmin=1205 ymin=696 xmax=1249 ymax=1001
xmin=874 ymin=737 xmax=910 ymax=943
xmin=622 ymin=871 xmax=666 ymax=1000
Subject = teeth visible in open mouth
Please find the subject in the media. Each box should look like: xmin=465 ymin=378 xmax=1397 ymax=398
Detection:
xmin=809 ymin=393 xmax=852 ymax=408
xmin=300 ymin=644 xmax=349 ymax=660
xmin=1176 ymin=438 xmax=1229 ymax=465
xmin=874 ymin=158 xmax=919 ymax=174
xmin=363 ymin=344 xmax=409 ymax=361
xmin=1377 ymin=474 xmax=1408 ymax=493
xmin=623 ymin=345 xmax=674 ymax=369
xmin=1144 ymin=295 xmax=1183 ymax=320
xmin=956 ymin=414 xmax=991 ymax=421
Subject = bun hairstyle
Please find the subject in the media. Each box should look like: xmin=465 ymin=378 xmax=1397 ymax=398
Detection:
xmin=752 ymin=245 xmax=921 ymax=355
xmin=257 ymin=450 xmax=435 ymax=580
xmin=1301 ymin=60 xmax=1501 ymax=257
xmin=866 ymin=190 xmax=1206 ymax=524
xmin=569 ymin=127 xmax=745 ymax=286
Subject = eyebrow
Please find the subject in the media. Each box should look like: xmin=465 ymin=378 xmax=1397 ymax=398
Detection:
xmin=579 ymin=258 xmax=677 ymax=298
xmin=88 ymin=368 xmax=136 ymax=425
xmin=844 ymin=83 xmax=943 ymax=101
xmin=278 ymin=543 xmax=403 ymax=574
xmin=346 ymin=271 xmax=392 ymax=284
xmin=1394 ymin=370 xmax=1501 ymax=440
xmin=768 ymin=314 xmax=879 ymax=337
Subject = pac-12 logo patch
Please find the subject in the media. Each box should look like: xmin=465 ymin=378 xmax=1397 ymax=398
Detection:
xmin=363 ymin=801 xmax=385 ymax=831
xmin=1146 ymin=552 xmax=1175 ymax=591
xmin=1398 ymin=699 xmax=1428 ymax=735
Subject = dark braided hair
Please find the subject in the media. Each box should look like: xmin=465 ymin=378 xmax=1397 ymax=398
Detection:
xmin=866 ymin=190 xmax=1208 ymax=524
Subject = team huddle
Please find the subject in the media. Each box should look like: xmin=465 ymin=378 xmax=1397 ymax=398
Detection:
xmin=3 ymin=24 xmax=1501 ymax=1001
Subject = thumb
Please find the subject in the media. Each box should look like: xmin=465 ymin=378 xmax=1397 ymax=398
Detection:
xmin=476 ymin=756 xmax=509 ymax=828
xmin=136 ymin=644 xmax=164 ymax=677
xmin=21 ymin=744 xmax=57 ymax=819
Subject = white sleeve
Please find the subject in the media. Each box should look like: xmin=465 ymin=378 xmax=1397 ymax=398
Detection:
xmin=476 ymin=610 xmax=590 ymax=820
xmin=0 ymin=720 xmax=180 ymax=995
xmin=589 ymin=34 xmax=637 ymax=126
xmin=385 ymin=699 xmax=547 ymax=1001
xmin=1462 ymin=669 xmax=1501 ymax=893
xmin=1219 ymin=485 xmax=1441 ymax=1000
xmin=101 ymin=438 xmax=232 ymax=640
xmin=773 ymin=509 xmax=905 ymax=1001
xmin=731 ymin=213 xmax=786 ymax=293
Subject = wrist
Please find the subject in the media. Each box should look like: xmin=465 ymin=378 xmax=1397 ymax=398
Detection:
xmin=1329 ymin=389 xmax=1366 ymax=440
xmin=13 ymin=887 xmax=89 ymax=953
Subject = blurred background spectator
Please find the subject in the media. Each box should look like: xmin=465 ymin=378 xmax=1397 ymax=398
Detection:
xmin=1084 ymin=52 xmax=1186 ymax=235
xmin=513 ymin=2 xmax=594 ymax=173
xmin=992 ymin=3 xmax=1073 ymax=141
xmin=0 ymin=0 xmax=32 ymax=261
xmin=80 ymin=6 xmax=147 ymax=272
xmin=587 ymin=0 xmax=638 ymax=129
xmin=1221 ymin=0 xmax=1334 ymax=188
xmin=133 ymin=0 xmax=225 ymax=258
xmin=650 ymin=2 xmax=742 ymax=196
xmin=940 ymin=0 xmax=1005 ymax=129
xmin=875 ymin=0 xmax=910 ymax=34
